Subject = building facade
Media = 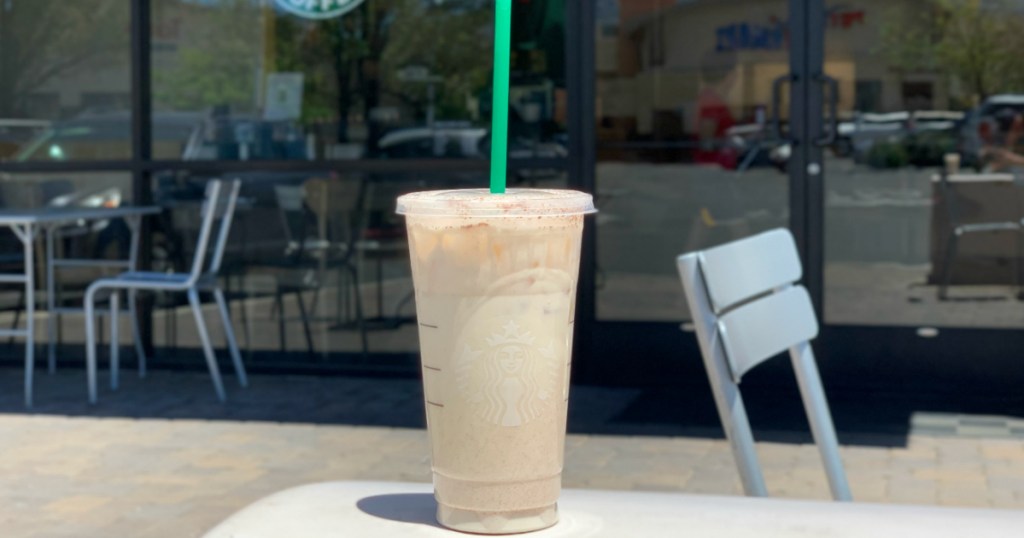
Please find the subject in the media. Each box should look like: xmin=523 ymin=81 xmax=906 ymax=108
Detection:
xmin=3 ymin=0 xmax=1024 ymax=393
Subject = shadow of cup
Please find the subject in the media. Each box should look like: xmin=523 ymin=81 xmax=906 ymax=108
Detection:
xmin=356 ymin=493 xmax=443 ymax=529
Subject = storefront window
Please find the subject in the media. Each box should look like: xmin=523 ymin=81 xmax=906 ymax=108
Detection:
xmin=150 ymin=0 xmax=566 ymax=162
xmin=150 ymin=167 xmax=566 ymax=368
xmin=0 ymin=1 xmax=132 ymax=161
xmin=823 ymin=0 xmax=1024 ymax=328
xmin=595 ymin=0 xmax=790 ymax=321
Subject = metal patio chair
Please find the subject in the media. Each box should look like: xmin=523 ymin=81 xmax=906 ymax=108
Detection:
xmin=84 ymin=179 xmax=247 ymax=404
xmin=676 ymin=228 xmax=851 ymax=500
xmin=936 ymin=171 xmax=1024 ymax=300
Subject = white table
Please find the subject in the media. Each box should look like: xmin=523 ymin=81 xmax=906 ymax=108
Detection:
xmin=0 ymin=206 xmax=161 ymax=407
xmin=204 ymin=481 xmax=1024 ymax=537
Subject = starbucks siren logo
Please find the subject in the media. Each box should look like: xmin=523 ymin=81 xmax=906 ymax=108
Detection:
xmin=456 ymin=320 xmax=560 ymax=427
xmin=275 ymin=0 xmax=365 ymax=20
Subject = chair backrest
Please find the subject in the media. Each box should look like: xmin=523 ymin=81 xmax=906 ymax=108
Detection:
xmin=936 ymin=171 xmax=1020 ymax=229
xmin=189 ymin=179 xmax=242 ymax=280
xmin=303 ymin=177 xmax=361 ymax=249
xmin=676 ymin=228 xmax=851 ymax=501
xmin=274 ymin=184 xmax=308 ymax=251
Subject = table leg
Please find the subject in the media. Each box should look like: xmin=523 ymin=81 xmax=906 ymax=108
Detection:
xmin=10 ymin=224 xmax=37 ymax=408
xmin=46 ymin=226 xmax=56 ymax=374
xmin=110 ymin=291 xmax=119 ymax=390
xmin=126 ymin=216 xmax=147 ymax=375
xmin=376 ymin=255 xmax=384 ymax=318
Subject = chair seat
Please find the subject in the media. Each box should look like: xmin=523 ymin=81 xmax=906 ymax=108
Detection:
xmin=115 ymin=271 xmax=191 ymax=283
xmin=90 ymin=272 xmax=225 ymax=295
xmin=955 ymin=222 xmax=1021 ymax=234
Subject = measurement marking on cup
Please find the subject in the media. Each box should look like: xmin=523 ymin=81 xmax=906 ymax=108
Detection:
xmin=423 ymin=365 xmax=442 ymax=372
xmin=427 ymin=401 xmax=445 ymax=408
xmin=419 ymin=322 xmax=439 ymax=329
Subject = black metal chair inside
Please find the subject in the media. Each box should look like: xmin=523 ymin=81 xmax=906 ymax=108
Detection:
xmin=267 ymin=184 xmax=321 ymax=355
xmin=937 ymin=171 xmax=1024 ymax=301
xmin=350 ymin=175 xmax=428 ymax=330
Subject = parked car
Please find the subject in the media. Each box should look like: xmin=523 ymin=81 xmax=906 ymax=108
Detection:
xmin=958 ymin=94 xmax=1024 ymax=170
xmin=723 ymin=123 xmax=786 ymax=172
xmin=0 ymin=119 xmax=50 ymax=160
xmin=373 ymin=123 xmax=568 ymax=185
xmin=842 ymin=110 xmax=965 ymax=167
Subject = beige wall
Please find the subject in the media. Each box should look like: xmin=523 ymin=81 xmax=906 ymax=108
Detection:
xmin=600 ymin=0 xmax=951 ymax=136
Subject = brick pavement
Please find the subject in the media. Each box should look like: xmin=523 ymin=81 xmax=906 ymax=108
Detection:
xmin=2 ymin=369 xmax=1024 ymax=537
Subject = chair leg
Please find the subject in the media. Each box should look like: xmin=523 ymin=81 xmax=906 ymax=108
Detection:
xmin=236 ymin=285 xmax=252 ymax=349
xmin=270 ymin=293 xmax=280 ymax=320
xmin=790 ymin=342 xmax=852 ymax=501
xmin=213 ymin=288 xmax=248 ymax=387
xmin=110 ymin=292 xmax=119 ymax=391
xmin=128 ymin=290 xmax=147 ymax=378
xmin=349 ymin=264 xmax=369 ymax=359
xmin=940 ymin=231 xmax=959 ymax=300
xmin=337 ymin=267 xmax=349 ymax=324
xmin=23 ymin=331 xmax=33 ymax=408
xmin=187 ymin=288 xmax=226 ymax=402
xmin=295 ymin=290 xmax=315 ymax=355
xmin=8 ymin=288 xmax=23 ymax=347
xmin=241 ymin=288 xmax=254 ymax=353
xmin=85 ymin=286 xmax=100 ymax=404
xmin=275 ymin=289 xmax=286 ymax=352
xmin=308 ymin=282 xmax=321 ymax=320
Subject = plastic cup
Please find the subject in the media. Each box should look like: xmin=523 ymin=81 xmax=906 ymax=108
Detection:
xmin=397 ymin=188 xmax=595 ymax=534
xmin=944 ymin=152 xmax=961 ymax=175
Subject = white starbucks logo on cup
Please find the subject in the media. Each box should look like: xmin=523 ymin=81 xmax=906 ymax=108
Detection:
xmin=275 ymin=0 xmax=365 ymax=20
xmin=456 ymin=320 xmax=559 ymax=427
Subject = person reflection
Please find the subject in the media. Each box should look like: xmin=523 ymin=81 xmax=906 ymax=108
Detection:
xmin=981 ymin=110 xmax=1024 ymax=172
xmin=694 ymin=48 xmax=739 ymax=169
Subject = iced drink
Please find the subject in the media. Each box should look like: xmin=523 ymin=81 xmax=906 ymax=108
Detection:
xmin=397 ymin=189 xmax=594 ymax=534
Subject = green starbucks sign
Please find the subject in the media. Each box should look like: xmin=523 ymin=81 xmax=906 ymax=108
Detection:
xmin=275 ymin=0 xmax=365 ymax=20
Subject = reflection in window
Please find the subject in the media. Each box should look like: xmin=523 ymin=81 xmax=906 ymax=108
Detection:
xmin=152 ymin=0 xmax=567 ymax=161
xmin=0 ymin=1 xmax=131 ymax=160
xmin=595 ymin=2 xmax=789 ymax=322
xmin=148 ymin=170 xmax=566 ymax=368
xmin=823 ymin=1 xmax=1024 ymax=327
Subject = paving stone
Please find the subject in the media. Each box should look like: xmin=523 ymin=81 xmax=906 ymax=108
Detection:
xmin=3 ymin=369 xmax=1024 ymax=537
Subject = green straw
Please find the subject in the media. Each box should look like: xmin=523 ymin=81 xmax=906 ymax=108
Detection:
xmin=489 ymin=0 xmax=512 ymax=194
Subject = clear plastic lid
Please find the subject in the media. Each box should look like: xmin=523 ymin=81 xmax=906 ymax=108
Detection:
xmin=396 ymin=188 xmax=596 ymax=217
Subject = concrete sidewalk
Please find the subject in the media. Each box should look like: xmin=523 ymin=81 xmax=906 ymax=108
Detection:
xmin=2 ymin=369 xmax=1024 ymax=537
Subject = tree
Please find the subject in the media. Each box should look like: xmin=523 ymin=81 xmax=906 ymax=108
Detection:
xmin=878 ymin=0 xmax=1024 ymax=102
xmin=0 ymin=0 xmax=128 ymax=117
xmin=272 ymin=0 xmax=493 ymax=144
xmin=153 ymin=0 xmax=264 ymax=113
xmin=379 ymin=0 xmax=491 ymax=122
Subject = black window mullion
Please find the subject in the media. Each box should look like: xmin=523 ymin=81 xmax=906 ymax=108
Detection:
xmin=804 ymin=0 xmax=826 ymax=318
xmin=131 ymin=0 xmax=155 ymax=354
xmin=566 ymin=0 xmax=597 ymax=384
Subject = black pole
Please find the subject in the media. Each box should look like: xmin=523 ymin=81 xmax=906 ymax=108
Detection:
xmin=566 ymin=0 xmax=597 ymax=384
xmin=805 ymin=0 xmax=826 ymax=318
